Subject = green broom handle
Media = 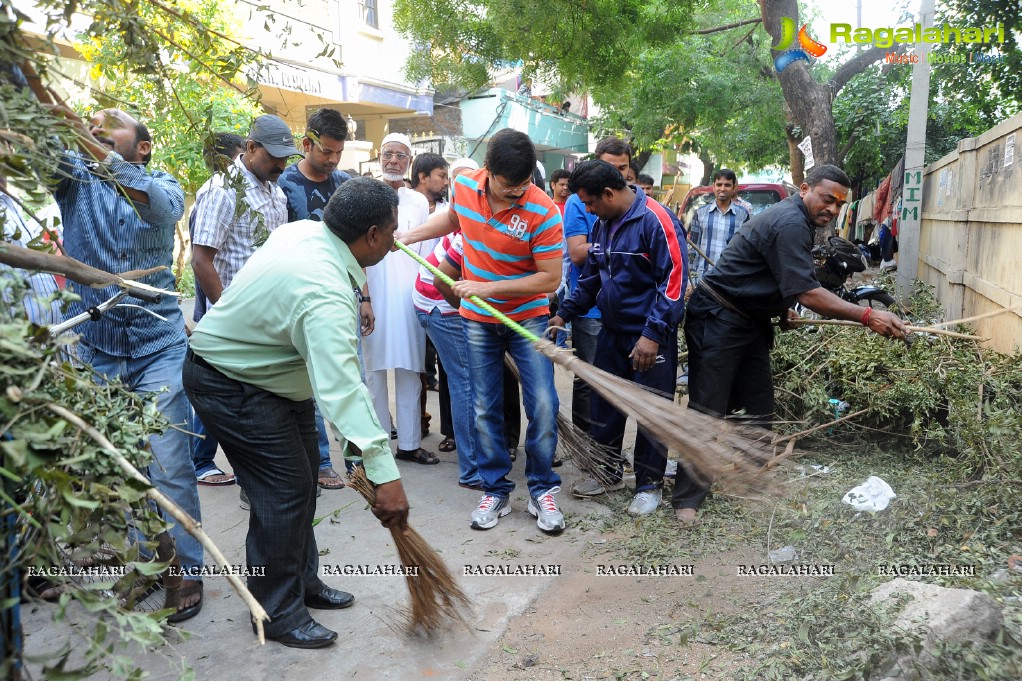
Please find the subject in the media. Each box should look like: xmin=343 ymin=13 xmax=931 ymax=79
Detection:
xmin=394 ymin=240 xmax=543 ymax=343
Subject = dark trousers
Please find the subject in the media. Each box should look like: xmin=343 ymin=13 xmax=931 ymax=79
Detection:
xmin=672 ymin=301 xmax=774 ymax=510
xmin=183 ymin=351 xmax=327 ymax=636
xmin=591 ymin=328 xmax=677 ymax=491
xmin=438 ymin=357 xmax=453 ymax=439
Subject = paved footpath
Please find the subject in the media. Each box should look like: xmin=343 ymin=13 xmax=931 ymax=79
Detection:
xmin=22 ymin=361 xmax=630 ymax=680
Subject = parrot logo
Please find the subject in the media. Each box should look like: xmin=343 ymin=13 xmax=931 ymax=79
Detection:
xmin=772 ymin=17 xmax=827 ymax=72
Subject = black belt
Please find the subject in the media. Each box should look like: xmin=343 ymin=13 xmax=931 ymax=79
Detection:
xmin=186 ymin=347 xmax=215 ymax=371
xmin=696 ymin=280 xmax=753 ymax=321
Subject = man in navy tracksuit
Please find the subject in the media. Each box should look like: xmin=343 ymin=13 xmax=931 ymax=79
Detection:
xmin=550 ymin=160 xmax=687 ymax=516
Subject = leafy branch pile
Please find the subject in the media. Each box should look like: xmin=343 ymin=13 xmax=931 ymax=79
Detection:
xmin=1 ymin=281 xmax=185 ymax=680
xmin=771 ymin=281 xmax=1022 ymax=479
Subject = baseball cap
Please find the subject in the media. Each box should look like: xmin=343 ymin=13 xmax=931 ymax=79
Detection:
xmin=249 ymin=114 xmax=302 ymax=158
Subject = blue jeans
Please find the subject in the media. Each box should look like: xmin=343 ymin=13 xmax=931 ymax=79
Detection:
xmin=465 ymin=316 xmax=559 ymax=498
xmin=190 ymin=408 xmax=221 ymax=477
xmin=313 ymin=404 xmax=332 ymax=470
xmin=80 ymin=337 xmax=203 ymax=574
xmin=570 ymin=316 xmax=602 ymax=433
xmin=417 ymin=308 xmax=481 ymax=487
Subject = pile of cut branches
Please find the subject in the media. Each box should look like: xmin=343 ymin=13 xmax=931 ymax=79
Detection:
xmin=771 ymin=282 xmax=1022 ymax=479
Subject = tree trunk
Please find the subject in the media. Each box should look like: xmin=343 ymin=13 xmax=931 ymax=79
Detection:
xmin=786 ymin=117 xmax=805 ymax=185
xmin=633 ymin=148 xmax=653 ymax=175
xmin=761 ymin=0 xmax=896 ymax=176
xmin=698 ymin=148 xmax=715 ymax=186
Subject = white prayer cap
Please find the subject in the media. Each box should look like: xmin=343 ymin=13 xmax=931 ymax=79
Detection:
xmin=380 ymin=132 xmax=413 ymax=153
xmin=449 ymin=157 xmax=479 ymax=174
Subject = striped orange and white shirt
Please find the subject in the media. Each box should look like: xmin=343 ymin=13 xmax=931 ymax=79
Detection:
xmin=450 ymin=168 xmax=563 ymax=323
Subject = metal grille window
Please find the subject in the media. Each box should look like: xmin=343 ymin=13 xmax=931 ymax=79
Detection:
xmin=359 ymin=0 xmax=379 ymax=29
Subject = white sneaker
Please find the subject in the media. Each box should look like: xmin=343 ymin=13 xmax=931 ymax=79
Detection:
xmin=470 ymin=494 xmax=511 ymax=530
xmin=880 ymin=258 xmax=897 ymax=272
xmin=627 ymin=489 xmax=662 ymax=516
xmin=571 ymin=477 xmax=625 ymax=497
xmin=528 ymin=487 xmax=565 ymax=533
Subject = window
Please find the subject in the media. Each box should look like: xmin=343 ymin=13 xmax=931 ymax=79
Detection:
xmin=359 ymin=0 xmax=378 ymax=29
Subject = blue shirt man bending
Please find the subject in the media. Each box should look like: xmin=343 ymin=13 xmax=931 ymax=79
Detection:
xmin=54 ymin=107 xmax=203 ymax=623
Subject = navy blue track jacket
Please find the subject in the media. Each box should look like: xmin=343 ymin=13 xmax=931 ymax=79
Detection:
xmin=557 ymin=187 xmax=688 ymax=345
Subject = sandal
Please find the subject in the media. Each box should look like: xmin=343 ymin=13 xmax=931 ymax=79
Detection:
xmin=167 ymin=580 xmax=203 ymax=624
xmin=317 ymin=466 xmax=346 ymax=490
xmin=438 ymin=437 xmax=457 ymax=453
xmin=395 ymin=448 xmax=441 ymax=465
xmin=196 ymin=467 xmax=236 ymax=486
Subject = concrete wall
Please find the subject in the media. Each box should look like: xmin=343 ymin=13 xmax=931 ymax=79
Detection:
xmin=918 ymin=112 xmax=1022 ymax=353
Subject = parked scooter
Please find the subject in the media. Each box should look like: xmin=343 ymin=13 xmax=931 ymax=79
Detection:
xmin=798 ymin=237 xmax=898 ymax=317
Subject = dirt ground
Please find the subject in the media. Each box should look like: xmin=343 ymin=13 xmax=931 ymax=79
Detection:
xmin=468 ymin=513 xmax=774 ymax=681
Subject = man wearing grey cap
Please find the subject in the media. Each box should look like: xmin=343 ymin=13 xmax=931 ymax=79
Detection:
xmin=191 ymin=114 xmax=301 ymax=311
xmin=190 ymin=114 xmax=301 ymax=503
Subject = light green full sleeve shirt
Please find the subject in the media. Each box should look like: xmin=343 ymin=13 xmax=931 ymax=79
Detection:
xmin=189 ymin=219 xmax=399 ymax=484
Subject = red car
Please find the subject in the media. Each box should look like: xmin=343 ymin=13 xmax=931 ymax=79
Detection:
xmin=679 ymin=182 xmax=798 ymax=229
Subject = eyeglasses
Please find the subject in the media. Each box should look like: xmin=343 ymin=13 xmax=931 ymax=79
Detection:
xmin=381 ymin=151 xmax=410 ymax=161
xmin=489 ymin=174 xmax=532 ymax=196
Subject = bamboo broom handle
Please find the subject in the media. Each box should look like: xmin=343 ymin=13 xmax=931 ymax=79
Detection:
xmin=395 ymin=240 xmax=543 ymax=343
xmin=785 ymin=317 xmax=983 ymax=341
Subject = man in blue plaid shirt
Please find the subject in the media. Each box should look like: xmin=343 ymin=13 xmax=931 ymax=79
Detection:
xmin=687 ymin=169 xmax=750 ymax=282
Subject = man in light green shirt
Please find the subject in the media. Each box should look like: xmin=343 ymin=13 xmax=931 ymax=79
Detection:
xmin=184 ymin=177 xmax=409 ymax=649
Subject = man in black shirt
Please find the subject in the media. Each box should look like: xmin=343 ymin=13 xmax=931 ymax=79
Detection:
xmin=674 ymin=164 xmax=907 ymax=524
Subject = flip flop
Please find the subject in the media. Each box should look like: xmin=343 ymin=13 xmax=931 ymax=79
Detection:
xmin=317 ymin=466 xmax=346 ymax=490
xmin=438 ymin=437 xmax=456 ymax=453
xmin=395 ymin=448 xmax=440 ymax=465
xmin=167 ymin=580 xmax=203 ymax=624
xmin=196 ymin=468 xmax=236 ymax=486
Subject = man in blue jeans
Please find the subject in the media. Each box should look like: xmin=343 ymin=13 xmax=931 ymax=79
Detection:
xmin=551 ymin=159 xmax=687 ymax=517
xmin=53 ymin=106 xmax=203 ymax=622
xmin=399 ymin=129 xmax=565 ymax=534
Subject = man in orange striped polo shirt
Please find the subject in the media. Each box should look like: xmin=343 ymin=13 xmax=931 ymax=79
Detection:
xmin=400 ymin=129 xmax=565 ymax=534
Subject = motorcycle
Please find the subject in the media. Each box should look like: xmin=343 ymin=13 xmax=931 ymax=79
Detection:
xmin=797 ymin=236 xmax=898 ymax=317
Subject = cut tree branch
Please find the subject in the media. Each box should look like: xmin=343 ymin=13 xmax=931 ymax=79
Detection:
xmin=44 ymin=403 xmax=270 ymax=642
xmin=0 ymin=241 xmax=179 ymax=295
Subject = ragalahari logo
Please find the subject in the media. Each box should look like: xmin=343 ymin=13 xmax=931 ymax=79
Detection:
xmin=772 ymin=17 xmax=828 ymax=72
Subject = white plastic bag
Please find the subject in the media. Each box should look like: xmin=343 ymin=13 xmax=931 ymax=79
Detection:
xmin=842 ymin=476 xmax=896 ymax=512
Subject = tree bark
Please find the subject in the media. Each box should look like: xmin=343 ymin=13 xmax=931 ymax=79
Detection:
xmin=698 ymin=148 xmax=715 ymax=186
xmin=760 ymin=0 xmax=893 ymax=173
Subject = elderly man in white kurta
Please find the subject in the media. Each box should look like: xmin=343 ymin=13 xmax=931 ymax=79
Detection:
xmin=362 ymin=133 xmax=438 ymax=463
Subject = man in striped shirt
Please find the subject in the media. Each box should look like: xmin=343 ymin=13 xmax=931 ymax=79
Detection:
xmin=687 ymin=169 xmax=749 ymax=282
xmin=191 ymin=115 xmax=297 ymax=309
xmin=52 ymin=106 xmax=203 ymax=622
xmin=400 ymin=129 xmax=565 ymax=534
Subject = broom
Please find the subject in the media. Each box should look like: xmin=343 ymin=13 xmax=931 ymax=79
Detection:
xmin=395 ymin=241 xmax=779 ymax=495
xmin=346 ymin=466 xmax=471 ymax=635
xmin=502 ymin=354 xmax=621 ymax=487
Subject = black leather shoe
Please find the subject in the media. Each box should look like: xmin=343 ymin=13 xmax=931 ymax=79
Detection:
xmin=304 ymin=587 xmax=355 ymax=610
xmin=261 ymin=620 xmax=338 ymax=649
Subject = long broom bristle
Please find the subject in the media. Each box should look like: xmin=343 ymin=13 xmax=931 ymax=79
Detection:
xmin=503 ymin=354 xmax=620 ymax=486
xmin=347 ymin=467 xmax=472 ymax=635
xmin=531 ymin=340 xmax=782 ymax=496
